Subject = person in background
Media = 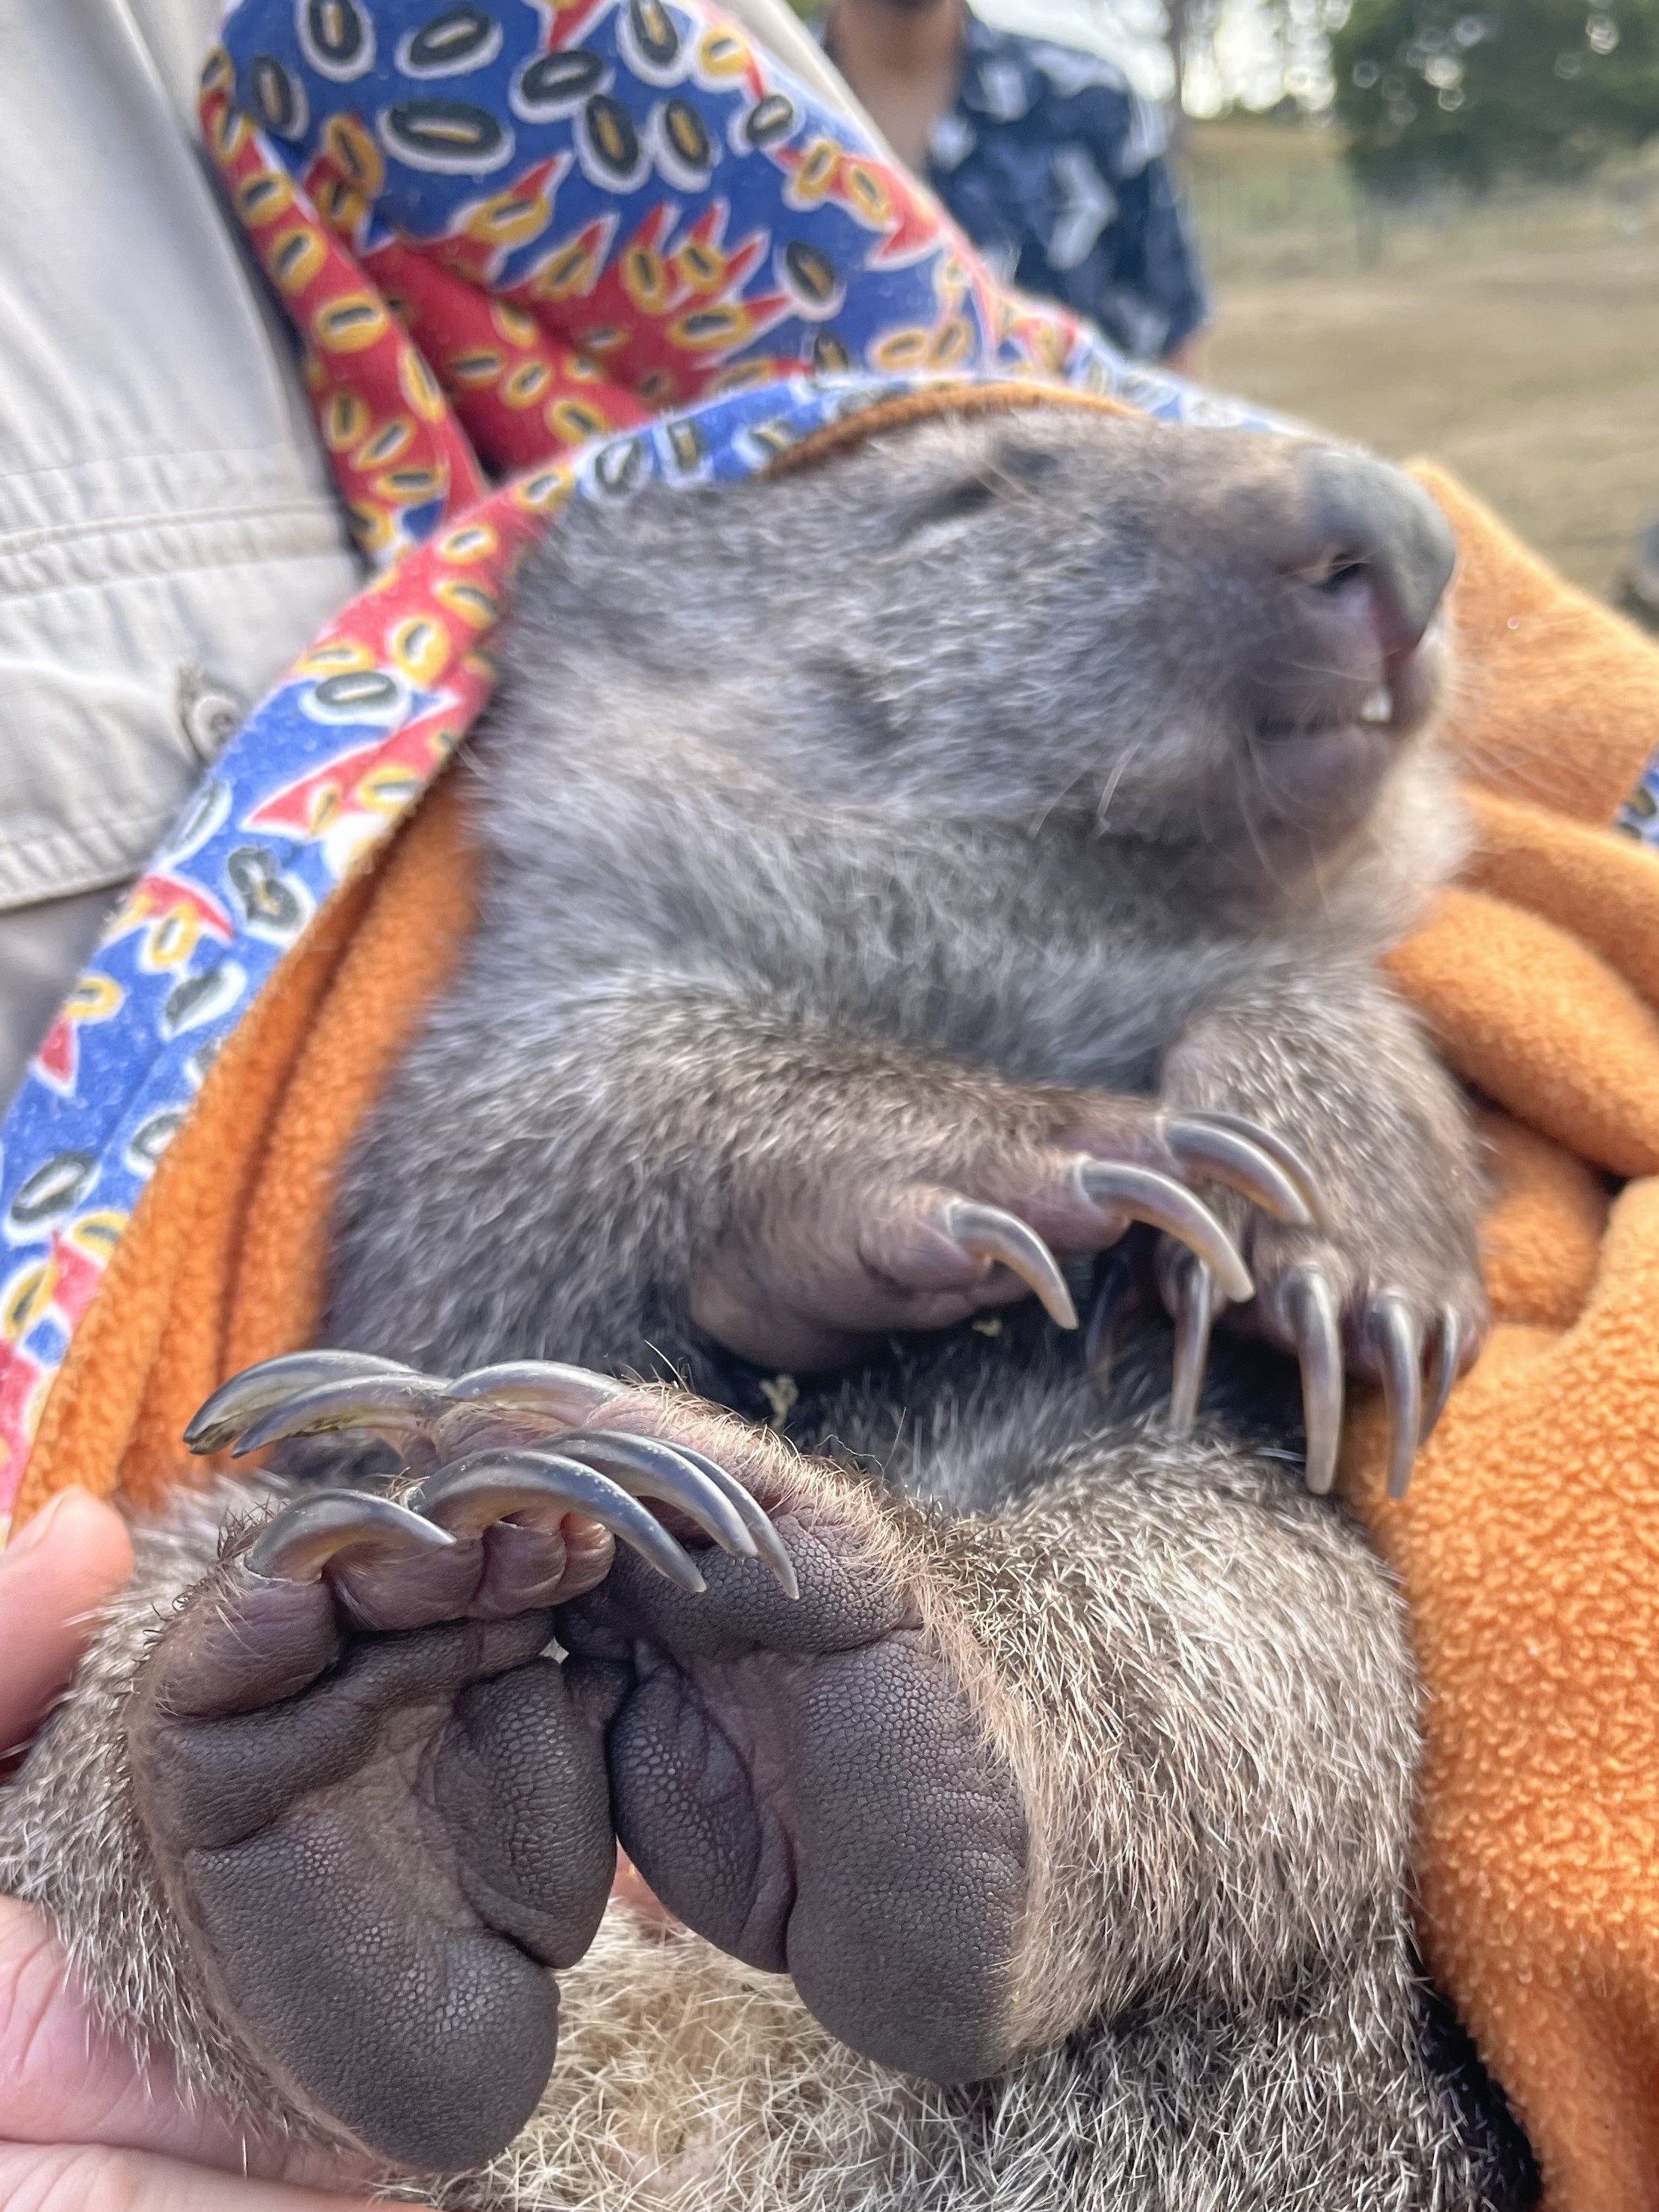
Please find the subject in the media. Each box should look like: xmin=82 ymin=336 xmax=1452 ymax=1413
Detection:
xmin=821 ymin=0 xmax=1208 ymax=372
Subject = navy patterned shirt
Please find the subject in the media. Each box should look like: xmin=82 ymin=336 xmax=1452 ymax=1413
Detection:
xmin=825 ymin=12 xmax=1208 ymax=361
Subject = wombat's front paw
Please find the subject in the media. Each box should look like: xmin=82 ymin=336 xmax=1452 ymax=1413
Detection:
xmin=130 ymin=1354 xmax=794 ymax=2172
xmin=1150 ymin=1154 xmax=1487 ymax=1500
xmin=690 ymin=1094 xmax=1315 ymax=1373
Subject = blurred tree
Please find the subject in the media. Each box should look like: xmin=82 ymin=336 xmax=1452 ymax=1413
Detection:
xmin=1332 ymin=0 xmax=1659 ymax=187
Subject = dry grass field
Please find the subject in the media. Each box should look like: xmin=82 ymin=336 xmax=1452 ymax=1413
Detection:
xmin=1183 ymin=123 xmax=1659 ymax=602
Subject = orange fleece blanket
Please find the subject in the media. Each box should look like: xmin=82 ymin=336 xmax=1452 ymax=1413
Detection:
xmin=13 ymin=440 xmax=1659 ymax=2210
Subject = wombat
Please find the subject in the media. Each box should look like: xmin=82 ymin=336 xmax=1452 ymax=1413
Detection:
xmin=0 ymin=399 xmax=1531 ymax=2212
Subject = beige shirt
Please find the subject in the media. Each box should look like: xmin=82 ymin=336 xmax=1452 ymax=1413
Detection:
xmin=0 ymin=0 xmax=873 ymax=1111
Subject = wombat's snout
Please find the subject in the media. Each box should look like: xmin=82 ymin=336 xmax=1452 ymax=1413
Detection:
xmin=1248 ymin=448 xmax=1457 ymax=744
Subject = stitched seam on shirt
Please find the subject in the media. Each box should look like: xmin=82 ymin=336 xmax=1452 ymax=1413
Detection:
xmin=0 ymin=806 xmax=183 ymax=916
xmin=0 ymin=512 xmax=355 ymax=604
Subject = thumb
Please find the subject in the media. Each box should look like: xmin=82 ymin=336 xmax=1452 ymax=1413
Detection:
xmin=0 ymin=1491 xmax=133 ymax=1756
xmin=0 ymin=2144 xmax=375 ymax=2211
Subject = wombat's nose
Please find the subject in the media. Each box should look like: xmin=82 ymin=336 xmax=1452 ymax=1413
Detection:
xmin=1294 ymin=449 xmax=1457 ymax=663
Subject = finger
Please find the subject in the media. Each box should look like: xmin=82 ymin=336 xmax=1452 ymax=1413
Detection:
xmin=1165 ymin=1114 xmax=1318 ymax=1228
xmin=1284 ymin=1267 xmax=1344 ymax=1496
xmin=0 ymin=1492 xmax=134 ymax=1754
xmin=1077 ymin=1160 xmax=1254 ymax=1305
xmin=184 ymin=1351 xmax=428 ymax=1454
xmin=0 ymin=1902 xmax=362 ymax=2183
xmin=0 ymin=2143 xmax=377 ymax=2212
xmin=943 ymin=1199 xmax=1078 ymax=1329
xmin=1370 ymin=1292 xmax=1424 ymax=1501
xmin=1420 ymin=1308 xmax=1464 ymax=1443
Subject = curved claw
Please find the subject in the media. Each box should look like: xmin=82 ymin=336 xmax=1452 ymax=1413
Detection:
xmin=1285 ymin=1266 xmax=1344 ymax=1496
xmin=1166 ymin=1259 xmax=1215 ymax=1437
xmin=1174 ymin=1112 xmax=1325 ymax=1229
xmin=1078 ymin=1161 xmax=1254 ymax=1306
xmin=243 ymin=1490 xmax=455 ymax=1582
xmin=633 ymin=1437 xmax=801 ymax=1601
xmin=414 ymin=1449 xmax=706 ymax=1594
xmin=942 ymin=1200 xmax=1078 ymax=1329
xmin=1165 ymin=1114 xmax=1317 ymax=1230
xmin=552 ymin=1428 xmax=758 ymax=1560
xmin=229 ymin=1372 xmax=452 ymax=1459
xmin=185 ymin=1351 xmax=429 ymax=1455
xmin=441 ymin=1361 xmax=626 ymax=1422
xmin=1420 ymin=1308 xmax=1464 ymax=1444
xmin=1370 ymin=1292 xmax=1423 ymax=1501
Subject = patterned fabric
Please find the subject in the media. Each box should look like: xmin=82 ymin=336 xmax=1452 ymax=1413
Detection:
xmin=201 ymin=0 xmax=1252 ymax=568
xmin=827 ymin=11 xmax=1208 ymax=363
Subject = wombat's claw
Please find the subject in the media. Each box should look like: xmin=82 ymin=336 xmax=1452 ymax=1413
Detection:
xmin=442 ymin=1360 xmax=628 ymax=1419
xmin=186 ymin=1353 xmax=626 ymax=1462
xmin=1421 ymin=1310 xmax=1464 ymax=1445
xmin=1368 ymin=1293 xmax=1424 ymax=1501
xmin=414 ymin=1451 xmax=709 ymax=1594
xmin=190 ymin=1354 xmax=799 ymax=1595
xmin=554 ymin=1428 xmax=799 ymax=1597
xmin=1079 ymin=1160 xmax=1254 ymax=1305
xmin=1283 ymin=1267 xmax=1344 ymax=1496
xmin=1163 ymin=1113 xmax=1322 ymax=1230
xmin=1165 ymin=1258 xmax=1217 ymax=1437
xmin=229 ymin=1371 xmax=454 ymax=1457
xmin=943 ymin=1200 xmax=1079 ymax=1329
xmin=245 ymin=1490 xmax=456 ymax=1580
xmin=183 ymin=1348 xmax=431 ymax=1454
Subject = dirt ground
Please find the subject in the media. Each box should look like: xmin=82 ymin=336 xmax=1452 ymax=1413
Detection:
xmin=1187 ymin=135 xmax=1659 ymax=602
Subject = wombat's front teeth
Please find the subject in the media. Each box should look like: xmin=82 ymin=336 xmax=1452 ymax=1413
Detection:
xmin=1358 ymin=685 xmax=1393 ymax=726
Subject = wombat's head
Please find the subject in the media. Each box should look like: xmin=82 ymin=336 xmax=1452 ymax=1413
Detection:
xmin=745 ymin=403 xmax=1456 ymax=866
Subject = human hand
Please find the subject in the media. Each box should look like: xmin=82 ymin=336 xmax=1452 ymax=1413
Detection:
xmin=0 ymin=1487 xmax=375 ymax=2211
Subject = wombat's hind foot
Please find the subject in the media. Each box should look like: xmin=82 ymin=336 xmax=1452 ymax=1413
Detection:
xmin=128 ymin=1356 xmax=792 ymax=2173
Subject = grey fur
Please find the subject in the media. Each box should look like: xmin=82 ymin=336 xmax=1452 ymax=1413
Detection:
xmin=0 ymin=404 xmax=1522 ymax=2209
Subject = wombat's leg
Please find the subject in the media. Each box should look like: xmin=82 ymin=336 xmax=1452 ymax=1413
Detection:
xmin=1158 ymin=969 xmax=1488 ymax=1496
xmin=66 ymin=1357 xmax=796 ymax=2177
